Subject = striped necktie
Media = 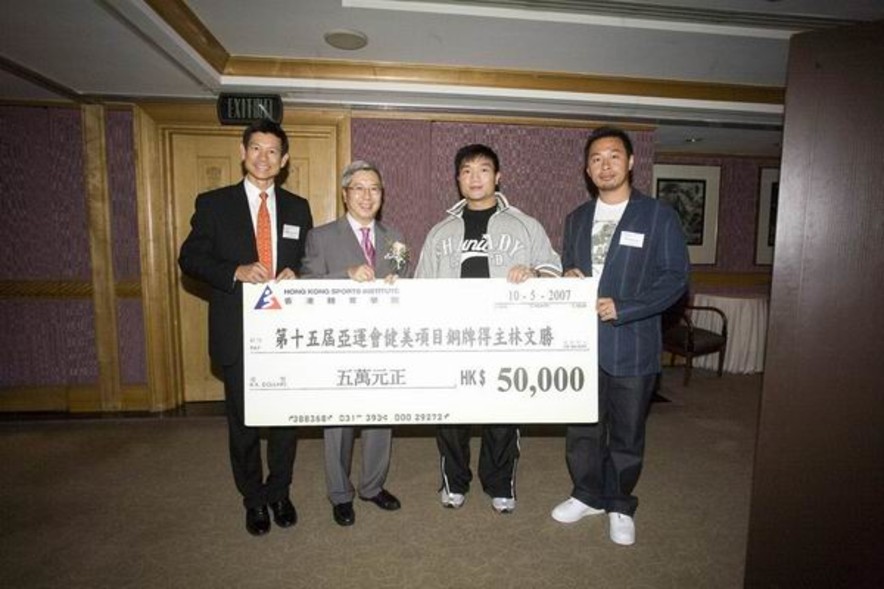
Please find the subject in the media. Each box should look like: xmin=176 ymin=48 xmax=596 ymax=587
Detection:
xmin=360 ymin=227 xmax=375 ymax=267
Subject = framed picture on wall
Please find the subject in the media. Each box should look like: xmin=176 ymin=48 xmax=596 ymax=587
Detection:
xmin=755 ymin=167 xmax=780 ymax=265
xmin=652 ymin=164 xmax=720 ymax=264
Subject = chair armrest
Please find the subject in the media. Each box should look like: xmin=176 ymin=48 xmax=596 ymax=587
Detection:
xmin=684 ymin=305 xmax=728 ymax=338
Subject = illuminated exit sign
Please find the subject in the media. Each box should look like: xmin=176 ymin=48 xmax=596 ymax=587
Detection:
xmin=216 ymin=94 xmax=283 ymax=125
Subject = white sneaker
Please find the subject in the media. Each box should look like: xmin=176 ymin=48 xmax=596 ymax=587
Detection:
xmin=551 ymin=497 xmax=605 ymax=523
xmin=491 ymin=497 xmax=516 ymax=514
xmin=608 ymin=512 xmax=636 ymax=546
xmin=440 ymin=489 xmax=465 ymax=509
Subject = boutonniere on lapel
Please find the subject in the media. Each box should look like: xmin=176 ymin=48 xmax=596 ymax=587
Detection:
xmin=383 ymin=240 xmax=410 ymax=275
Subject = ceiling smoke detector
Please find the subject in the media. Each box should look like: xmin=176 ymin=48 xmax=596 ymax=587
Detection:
xmin=324 ymin=29 xmax=368 ymax=50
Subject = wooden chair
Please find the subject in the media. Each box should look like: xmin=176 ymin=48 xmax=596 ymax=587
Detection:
xmin=661 ymin=294 xmax=728 ymax=386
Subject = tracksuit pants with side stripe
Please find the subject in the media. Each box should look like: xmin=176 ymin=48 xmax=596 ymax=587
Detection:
xmin=437 ymin=424 xmax=519 ymax=499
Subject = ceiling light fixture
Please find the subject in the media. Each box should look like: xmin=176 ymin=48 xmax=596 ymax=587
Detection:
xmin=324 ymin=29 xmax=369 ymax=50
xmin=685 ymin=137 xmax=704 ymax=144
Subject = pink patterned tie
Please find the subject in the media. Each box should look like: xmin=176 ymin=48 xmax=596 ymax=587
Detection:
xmin=360 ymin=227 xmax=375 ymax=267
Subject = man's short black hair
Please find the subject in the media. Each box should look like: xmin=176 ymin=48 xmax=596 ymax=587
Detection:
xmin=454 ymin=144 xmax=500 ymax=178
xmin=242 ymin=119 xmax=289 ymax=156
xmin=584 ymin=126 xmax=634 ymax=162
xmin=583 ymin=126 xmax=634 ymax=197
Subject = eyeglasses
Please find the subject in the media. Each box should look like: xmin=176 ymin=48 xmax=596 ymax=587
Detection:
xmin=346 ymin=185 xmax=382 ymax=197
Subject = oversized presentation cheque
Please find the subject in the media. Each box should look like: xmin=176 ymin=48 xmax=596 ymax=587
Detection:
xmin=243 ymin=277 xmax=598 ymax=426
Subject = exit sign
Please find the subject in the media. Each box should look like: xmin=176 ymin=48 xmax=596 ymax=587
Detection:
xmin=217 ymin=94 xmax=283 ymax=125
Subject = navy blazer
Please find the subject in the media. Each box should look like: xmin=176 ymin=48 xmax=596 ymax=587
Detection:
xmin=563 ymin=190 xmax=689 ymax=377
xmin=178 ymin=181 xmax=313 ymax=366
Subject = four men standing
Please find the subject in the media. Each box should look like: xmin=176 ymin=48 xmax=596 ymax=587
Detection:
xmin=179 ymin=121 xmax=688 ymax=547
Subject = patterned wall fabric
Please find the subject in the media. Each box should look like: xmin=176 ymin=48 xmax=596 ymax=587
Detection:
xmin=0 ymin=300 xmax=97 ymax=387
xmin=657 ymin=154 xmax=780 ymax=272
xmin=118 ymin=299 xmax=146 ymax=385
xmin=0 ymin=106 xmax=100 ymax=388
xmin=350 ymin=119 xmax=433 ymax=267
xmin=352 ymin=118 xmax=655 ymax=260
xmin=0 ymin=105 xmax=90 ymax=279
xmin=106 ymin=109 xmax=146 ymax=385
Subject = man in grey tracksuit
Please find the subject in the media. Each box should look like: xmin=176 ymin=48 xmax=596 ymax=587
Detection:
xmin=414 ymin=143 xmax=561 ymax=514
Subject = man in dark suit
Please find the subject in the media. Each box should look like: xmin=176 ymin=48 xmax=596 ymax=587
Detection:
xmin=301 ymin=160 xmax=405 ymax=526
xmin=550 ymin=127 xmax=689 ymax=546
xmin=179 ymin=119 xmax=313 ymax=536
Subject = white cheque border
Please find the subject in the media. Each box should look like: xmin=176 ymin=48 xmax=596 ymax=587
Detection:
xmin=243 ymin=278 xmax=598 ymax=426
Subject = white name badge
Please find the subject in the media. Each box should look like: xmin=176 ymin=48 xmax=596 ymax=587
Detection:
xmin=619 ymin=231 xmax=645 ymax=248
xmin=243 ymin=278 xmax=599 ymax=427
xmin=282 ymin=224 xmax=301 ymax=240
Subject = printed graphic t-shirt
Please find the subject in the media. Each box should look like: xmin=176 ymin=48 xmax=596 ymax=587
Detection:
xmin=460 ymin=206 xmax=496 ymax=278
xmin=591 ymin=199 xmax=628 ymax=282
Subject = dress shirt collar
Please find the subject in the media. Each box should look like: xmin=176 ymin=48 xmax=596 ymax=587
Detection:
xmin=243 ymin=178 xmax=276 ymax=206
xmin=346 ymin=212 xmax=375 ymax=237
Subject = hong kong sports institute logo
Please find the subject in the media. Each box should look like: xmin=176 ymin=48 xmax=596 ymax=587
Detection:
xmin=254 ymin=285 xmax=282 ymax=310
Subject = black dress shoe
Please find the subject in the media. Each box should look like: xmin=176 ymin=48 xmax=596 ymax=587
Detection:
xmin=269 ymin=497 xmax=298 ymax=528
xmin=245 ymin=505 xmax=271 ymax=536
xmin=359 ymin=489 xmax=401 ymax=511
xmin=332 ymin=502 xmax=355 ymax=526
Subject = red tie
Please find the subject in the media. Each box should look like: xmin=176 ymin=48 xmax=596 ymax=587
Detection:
xmin=360 ymin=227 xmax=375 ymax=267
xmin=257 ymin=192 xmax=273 ymax=274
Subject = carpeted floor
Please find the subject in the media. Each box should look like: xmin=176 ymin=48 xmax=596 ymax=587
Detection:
xmin=0 ymin=367 xmax=761 ymax=589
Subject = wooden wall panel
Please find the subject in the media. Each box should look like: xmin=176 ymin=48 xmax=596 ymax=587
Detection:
xmin=82 ymin=104 xmax=122 ymax=411
xmin=745 ymin=21 xmax=884 ymax=588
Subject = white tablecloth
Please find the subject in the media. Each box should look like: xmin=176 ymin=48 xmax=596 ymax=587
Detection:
xmin=691 ymin=293 xmax=769 ymax=374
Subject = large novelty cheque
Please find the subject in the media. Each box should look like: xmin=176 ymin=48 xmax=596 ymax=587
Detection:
xmin=244 ymin=278 xmax=598 ymax=426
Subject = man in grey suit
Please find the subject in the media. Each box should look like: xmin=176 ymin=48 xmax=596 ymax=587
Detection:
xmin=301 ymin=160 xmax=406 ymax=526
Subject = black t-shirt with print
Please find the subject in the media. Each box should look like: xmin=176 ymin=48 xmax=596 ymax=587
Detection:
xmin=460 ymin=206 xmax=495 ymax=278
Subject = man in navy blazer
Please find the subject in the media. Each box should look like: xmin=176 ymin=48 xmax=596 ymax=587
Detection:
xmin=550 ymin=127 xmax=689 ymax=546
xmin=179 ymin=119 xmax=313 ymax=536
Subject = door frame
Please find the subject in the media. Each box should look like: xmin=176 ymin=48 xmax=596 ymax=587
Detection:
xmin=133 ymin=102 xmax=350 ymax=410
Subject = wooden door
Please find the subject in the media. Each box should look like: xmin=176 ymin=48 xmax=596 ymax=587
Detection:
xmin=172 ymin=123 xmax=341 ymax=402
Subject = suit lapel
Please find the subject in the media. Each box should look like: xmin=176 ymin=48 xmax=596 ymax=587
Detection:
xmin=231 ymin=182 xmax=258 ymax=258
xmin=274 ymin=187 xmax=289 ymax=261
xmin=375 ymin=223 xmax=389 ymax=256
xmin=604 ymin=190 xmax=643 ymax=271
xmin=336 ymin=216 xmax=365 ymax=264
xmin=583 ymin=199 xmax=598 ymax=271
xmin=374 ymin=223 xmax=393 ymax=276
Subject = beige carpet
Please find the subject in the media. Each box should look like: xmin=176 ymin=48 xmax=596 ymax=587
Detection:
xmin=0 ymin=368 xmax=760 ymax=588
